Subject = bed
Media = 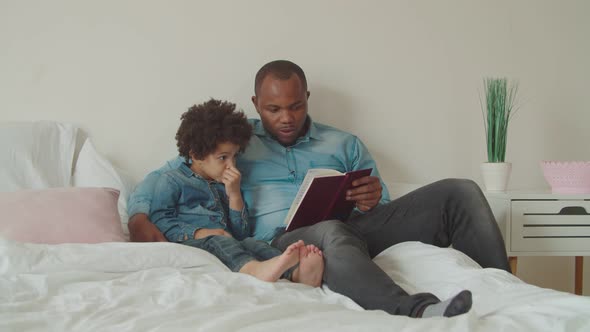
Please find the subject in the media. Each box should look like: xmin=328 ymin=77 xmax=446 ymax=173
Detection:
xmin=1 ymin=121 xmax=589 ymax=332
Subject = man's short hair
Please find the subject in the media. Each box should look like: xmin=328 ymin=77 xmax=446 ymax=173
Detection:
xmin=254 ymin=60 xmax=308 ymax=96
xmin=176 ymin=98 xmax=252 ymax=162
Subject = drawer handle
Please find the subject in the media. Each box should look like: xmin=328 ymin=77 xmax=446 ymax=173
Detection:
xmin=558 ymin=206 xmax=588 ymax=215
xmin=524 ymin=206 xmax=589 ymax=216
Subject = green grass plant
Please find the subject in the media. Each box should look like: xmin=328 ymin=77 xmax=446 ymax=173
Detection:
xmin=481 ymin=78 xmax=519 ymax=162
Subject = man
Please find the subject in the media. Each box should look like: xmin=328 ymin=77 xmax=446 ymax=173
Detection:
xmin=128 ymin=60 xmax=510 ymax=318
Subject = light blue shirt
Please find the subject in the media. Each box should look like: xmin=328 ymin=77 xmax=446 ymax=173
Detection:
xmin=149 ymin=163 xmax=249 ymax=242
xmin=128 ymin=117 xmax=390 ymax=242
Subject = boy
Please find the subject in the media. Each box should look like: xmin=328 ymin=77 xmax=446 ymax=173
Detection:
xmin=150 ymin=98 xmax=323 ymax=285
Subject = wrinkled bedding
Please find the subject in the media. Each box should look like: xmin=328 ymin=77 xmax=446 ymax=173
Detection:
xmin=1 ymin=239 xmax=589 ymax=332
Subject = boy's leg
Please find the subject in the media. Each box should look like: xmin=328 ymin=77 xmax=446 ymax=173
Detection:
xmin=271 ymin=220 xmax=439 ymax=317
xmin=241 ymin=237 xmax=283 ymax=260
xmin=348 ymin=178 xmax=510 ymax=271
xmin=240 ymin=237 xmax=297 ymax=280
xmin=183 ymin=236 xmax=255 ymax=272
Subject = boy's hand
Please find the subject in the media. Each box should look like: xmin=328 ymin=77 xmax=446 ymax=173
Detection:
xmin=194 ymin=228 xmax=233 ymax=239
xmin=221 ymin=166 xmax=242 ymax=198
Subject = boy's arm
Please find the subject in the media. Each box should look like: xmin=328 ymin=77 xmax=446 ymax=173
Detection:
xmin=128 ymin=156 xmax=184 ymax=242
xmin=127 ymin=156 xmax=185 ymax=217
xmin=150 ymin=174 xmax=202 ymax=242
xmin=222 ymin=166 xmax=250 ymax=240
xmin=228 ymin=201 xmax=250 ymax=241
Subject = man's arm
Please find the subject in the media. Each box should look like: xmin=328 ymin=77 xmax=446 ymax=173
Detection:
xmin=129 ymin=214 xmax=167 ymax=242
xmin=127 ymin=156 xmax=184 ymax=242
xmin=346 ymin=138 xmax=390 ymax=211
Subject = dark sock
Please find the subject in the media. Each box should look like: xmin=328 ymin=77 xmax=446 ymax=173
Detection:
xmin=422 ymin=290 xmax=472 ymax=318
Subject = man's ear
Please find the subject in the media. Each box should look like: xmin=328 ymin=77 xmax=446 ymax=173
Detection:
xmin=251 ymin=96 xmax=260 ymax=114
xmin=306 ymin=91 xmax=310 ymax=99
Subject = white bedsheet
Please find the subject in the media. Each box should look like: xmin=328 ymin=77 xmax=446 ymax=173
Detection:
xmin=1 ymin=239 xmax=589 ymax=332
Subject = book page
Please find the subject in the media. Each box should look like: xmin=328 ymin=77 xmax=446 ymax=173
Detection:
xmin=305 ymin=169 xmax=343 ymax=178
xmin=283 ymin=168 xmax=344 ymax=225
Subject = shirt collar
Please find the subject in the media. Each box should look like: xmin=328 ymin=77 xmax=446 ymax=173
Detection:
xmin=179 ymin=162 xmax=213 ymax=182
xmin=178 ymin=162 xmax=196 ymax=177
xmin=253 ymin=116 xmax=322 ymax=144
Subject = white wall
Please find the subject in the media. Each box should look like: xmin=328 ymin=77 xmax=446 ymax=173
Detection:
xmin=1 ymin=0 xmax=589 ymax=295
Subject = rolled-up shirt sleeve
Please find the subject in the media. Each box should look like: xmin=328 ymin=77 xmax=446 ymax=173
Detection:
xmin=228 ymin=204 xmax=250 ymax=241
xmin=351 ymin=137 xmax=390 ymax=204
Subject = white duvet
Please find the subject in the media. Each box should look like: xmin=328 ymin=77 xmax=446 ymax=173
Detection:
xmin=1 ymin=239 xmax=589 ymax=332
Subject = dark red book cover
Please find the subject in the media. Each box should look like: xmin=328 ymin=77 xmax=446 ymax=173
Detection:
xmin=285 ymin=168 xmax=372 ymax=232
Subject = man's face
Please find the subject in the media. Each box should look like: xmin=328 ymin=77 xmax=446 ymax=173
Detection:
xmin=252 ymin=75 xmax=310 ymax=146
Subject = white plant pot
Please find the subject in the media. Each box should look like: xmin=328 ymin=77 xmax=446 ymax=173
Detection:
xmin=481 ymin=162 xmax=512 ymax=192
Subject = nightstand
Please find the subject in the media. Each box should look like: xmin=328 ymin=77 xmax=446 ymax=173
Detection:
xmin=486 ymin=191 xmax=590 ymax=295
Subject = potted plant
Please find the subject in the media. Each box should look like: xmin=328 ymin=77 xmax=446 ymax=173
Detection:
xmin=480 ymin=77 xmax=519 ymax=192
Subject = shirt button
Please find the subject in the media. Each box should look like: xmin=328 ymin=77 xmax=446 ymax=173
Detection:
xmin=209 ymin=216 xmax=216 ymax=221
xmin=286 ymin=148 xmax=291 ymax=152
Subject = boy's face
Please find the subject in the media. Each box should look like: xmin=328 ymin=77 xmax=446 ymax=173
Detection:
xmin=190 ymin=142 xmax=241 ymax=181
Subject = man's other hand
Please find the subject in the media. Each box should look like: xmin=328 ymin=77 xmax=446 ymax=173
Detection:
xmin=346 ymin=175 xmax=382 ymax=212
xmin=128 ymin=214 xmax=167 ymax=242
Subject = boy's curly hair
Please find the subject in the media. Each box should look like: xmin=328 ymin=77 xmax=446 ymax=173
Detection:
xmin=176 ymin=99 xmax=253 ymax=162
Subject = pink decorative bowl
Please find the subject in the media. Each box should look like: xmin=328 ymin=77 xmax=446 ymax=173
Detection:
xmin=540 ymin=161 xmax=590 ymax=194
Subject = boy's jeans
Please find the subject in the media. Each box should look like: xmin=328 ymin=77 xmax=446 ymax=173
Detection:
xmin=183 ymin=236 xmax=295 ymax=280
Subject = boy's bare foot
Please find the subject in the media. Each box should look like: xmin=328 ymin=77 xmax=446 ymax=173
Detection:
xmin=292 ymin=244 xmax=324 ymax=287
xmin=239 ymin=240 xmax=304 ymax=282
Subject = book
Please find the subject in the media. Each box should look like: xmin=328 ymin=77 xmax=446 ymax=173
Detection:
xmin=284 ymin=168 xmax=373 ymax=232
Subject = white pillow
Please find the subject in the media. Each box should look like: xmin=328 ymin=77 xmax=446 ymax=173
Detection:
xmin=0 ymin=121 xmax=78 ymax=192
xmin=72 ymin=139 xmax=136 ymax=237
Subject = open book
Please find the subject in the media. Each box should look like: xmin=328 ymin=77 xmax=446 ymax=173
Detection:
xmin=284 ymin=168 xmax=373 ymax=232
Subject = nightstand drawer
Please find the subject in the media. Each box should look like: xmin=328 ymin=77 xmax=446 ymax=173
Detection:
xmin=510 ymin=200 xmax=590 ymax=252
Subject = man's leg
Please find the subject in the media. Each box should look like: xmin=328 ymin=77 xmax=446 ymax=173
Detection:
xmin=349 ymin=178 xmax=510 ymax=271
xmin=272 ymin=220 xmax=439 ymax=316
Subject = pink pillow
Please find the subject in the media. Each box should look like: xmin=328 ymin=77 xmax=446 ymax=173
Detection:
xmin=0 ymin=187 xmax=126 ymax=244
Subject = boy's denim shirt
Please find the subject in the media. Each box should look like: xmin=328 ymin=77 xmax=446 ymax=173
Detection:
xmin=131 ymin=117 xmax=390 ymax=243
xmin=149 ymin=162 xmax=250 ymax=242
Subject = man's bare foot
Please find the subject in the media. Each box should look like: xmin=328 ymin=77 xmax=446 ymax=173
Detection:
xmin=292 ymin=244 xmax=324 ymax=287
xmin=239 ymin=240 xmax=304 ymax=282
